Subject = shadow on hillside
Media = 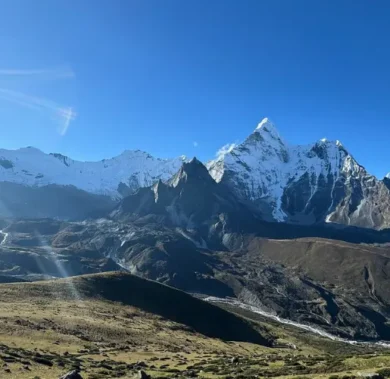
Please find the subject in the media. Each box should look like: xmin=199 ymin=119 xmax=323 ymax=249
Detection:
xmin=77 ymin=273 xmax=272 ymax=346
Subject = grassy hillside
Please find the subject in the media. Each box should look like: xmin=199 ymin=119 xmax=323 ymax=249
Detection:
xmin=2 ymin=271 xmax=270 ymax=345
xmin=0 ymin=272 xmax=389 ymax=379
xmin=0 ymin=272 xmax=271 ymax=378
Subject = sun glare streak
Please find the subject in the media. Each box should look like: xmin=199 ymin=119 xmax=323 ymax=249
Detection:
xmin=34 ymin=231 xmax=82 ymax=302
xmin=0 ymin=65 xmax=76 ymax=136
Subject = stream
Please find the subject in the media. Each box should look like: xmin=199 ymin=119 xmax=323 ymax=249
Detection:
xmin=204 ymin=296 xmax=390 ymax=349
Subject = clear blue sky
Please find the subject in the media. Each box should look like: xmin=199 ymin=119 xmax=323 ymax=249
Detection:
xmin=0 ymin=0 xmax=390 ymax=177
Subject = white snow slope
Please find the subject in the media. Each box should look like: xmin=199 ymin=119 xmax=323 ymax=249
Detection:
xmin=207 ymin=118 xmax=364 ymax=221
xmin=0 ymin=147 xmax=186 ymax=198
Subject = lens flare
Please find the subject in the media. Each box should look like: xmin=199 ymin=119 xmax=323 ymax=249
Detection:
xmin=34 ymin=231 xmax=82 ymax=301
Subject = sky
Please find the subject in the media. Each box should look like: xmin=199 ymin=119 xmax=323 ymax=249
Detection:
xmin=0 ymin=0 xmax=390 ymax=177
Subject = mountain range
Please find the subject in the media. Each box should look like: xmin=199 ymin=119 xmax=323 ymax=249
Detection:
xmin=1 ymin=118 xmax=390 ymax=343
xmin=1 ymin=118 xmax=390 ymax=229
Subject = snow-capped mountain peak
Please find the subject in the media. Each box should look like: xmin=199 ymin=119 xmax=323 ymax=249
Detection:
xmin=208 ymin=119 xmax=390 ymax=228
xmin=253 ymin=117 xmax=286 ymax=146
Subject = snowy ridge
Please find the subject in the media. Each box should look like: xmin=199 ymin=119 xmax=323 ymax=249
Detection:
xmin=0 ymin=147 xmax=186 ymax=198
xmin=207 ymin=118 xmax=362 ymax=221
